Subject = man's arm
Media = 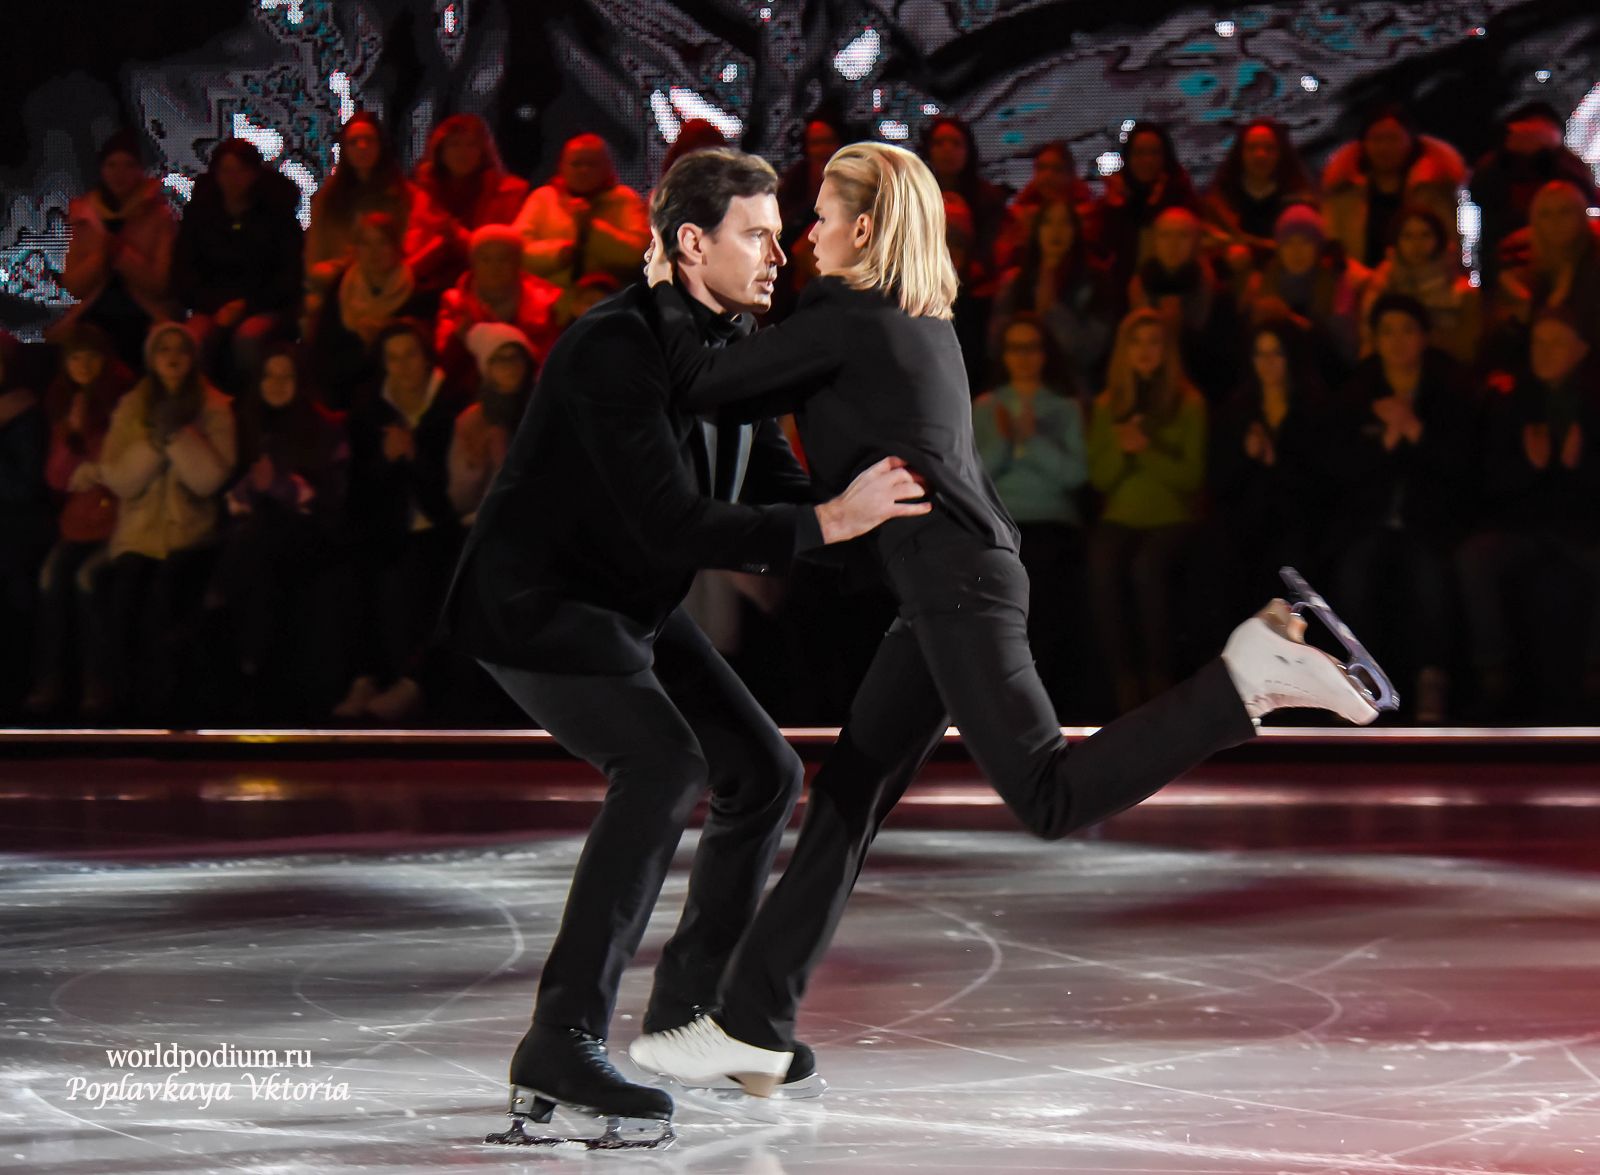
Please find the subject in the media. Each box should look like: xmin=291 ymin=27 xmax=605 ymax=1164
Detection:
xmin=563 ymin=318 xmax=923 ymax=572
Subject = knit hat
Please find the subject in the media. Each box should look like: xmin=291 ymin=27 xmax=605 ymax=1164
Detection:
xmin=142 ymin=320 xmax=196 ymax=368
xmin=465 ymin=322 xmax=534 ymax=377
xmin=469 ymin=223 xmax=525 ymax=257
xmin=1274 ymin=203 xmax=1325 ymax=244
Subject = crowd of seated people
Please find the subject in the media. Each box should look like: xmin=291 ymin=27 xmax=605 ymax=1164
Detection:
xmin=4 ymin=99 xmax=1599 ymax=727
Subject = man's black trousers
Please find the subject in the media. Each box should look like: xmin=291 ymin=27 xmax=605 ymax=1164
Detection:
xmin=481 ymin=605 xmax=803 ymax=1039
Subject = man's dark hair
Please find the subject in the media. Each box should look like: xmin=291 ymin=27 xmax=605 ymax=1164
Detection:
xmin=1369 ymin=291 xmax=1431 ymax=336
xmin=651 ymin=148 xmax=778 ymax=261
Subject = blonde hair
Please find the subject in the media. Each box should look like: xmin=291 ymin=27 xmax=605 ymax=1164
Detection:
xmin=1102 ymin=308 xmax=1190 ymax=422
xmin=822 ymin=142 xmax=959 ymax=320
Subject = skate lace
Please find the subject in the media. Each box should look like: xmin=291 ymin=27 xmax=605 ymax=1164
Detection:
xmin=655 ymin=1014 xmax=725 ymax=1060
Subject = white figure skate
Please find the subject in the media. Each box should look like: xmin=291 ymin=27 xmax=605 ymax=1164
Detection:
xmin=629 ymin=1014 xmax=794 ymax=1098
xmin=1222 ymin=568 xmax=1397 ymax=724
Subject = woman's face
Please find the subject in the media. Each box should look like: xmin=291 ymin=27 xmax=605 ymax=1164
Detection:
xmin=1252 ymin=331 xmax=1288 ymax=388
xmin=1031 ymin=148 xmax=1072 ymax=200
xmin=1036 ymin=200 xmax=1075 ymax=261
xmin=1126 ymin=131 xmax=1166 ymax=185
xmin=1001 ymin=322 xmax=1046 ymax=385
xmin=1151 ymin=213 xmax=1198 ymax=270
xmin=1395 ymin=216 xmax=1442 ymax=267
xmin=65 ymin=348 xmax=106 ymax=389
xmin=1128 ymin=322 xmax=1165 ymax=377
xmin=382 ymin=333 xmax=430 ymax=387
xmin=150 ymin=332 xmax=194 ymax=390
xmin=1242 ymin=126 xmax=1281 ymax=183
xmin=1375 ymin=311 xmax=1426 ymax=370
xmin=927 ymin=125 xmax=968 ymax=182
xmin=441 ymin=130 xmax=484 ymax=178
xmin=808 ymin=177 xmax=869 ymax=275
xmin=99 ymin=151 xmax=143 ymax=202
xmin=1531 ymin=187 xmax=1587 ymax=251
xmin=805 ymin=121 xmax=841 ymax=170
xmin=484 ymin=344 xmax=530 ymax=393
xmin=259 ymin=354 xmax=298 ymax=409
xmin=354 ymin=223 xmax=401 ymax=278
xmin=1363 ymin=117 xmax=1412 ymax=176
xmin=343 ymin=124 xmax=382 ymax=174
xmin=214 ymin=152 xmax=257 ymax=205
xmin=1279 ymin=233 xmax=1319 ymax=275
xmin=1531 ymin=318 xmax=1587 ymax=385
xmin=472 ymin=242 xmax=522 ymax=293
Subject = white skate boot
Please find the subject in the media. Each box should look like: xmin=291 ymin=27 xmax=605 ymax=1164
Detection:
xmin=629 ymin=1015 xmax=793 ymax=1098
xmin=1223 ymin=568 xmax=1397 ymax=725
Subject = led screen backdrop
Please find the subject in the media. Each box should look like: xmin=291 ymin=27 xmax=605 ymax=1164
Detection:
xmin=2 ymin=0 xmax=1598 ymax=334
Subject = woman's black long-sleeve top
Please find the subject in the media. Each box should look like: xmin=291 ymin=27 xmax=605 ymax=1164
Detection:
xmin=650 ymin=276 xmax=1019 ymax=571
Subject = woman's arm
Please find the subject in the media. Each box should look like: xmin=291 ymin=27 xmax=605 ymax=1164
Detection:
xmin=1134 ymin=394 xmax=1207 ymax=494
xmin=1086 ymin=397 xmax=1130 ymax=493
xmin=650 ymin=279 xmax=843 ymax=419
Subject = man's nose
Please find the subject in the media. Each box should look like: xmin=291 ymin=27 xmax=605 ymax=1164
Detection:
xmin=770 ymin=237 xmax=787 ymax=269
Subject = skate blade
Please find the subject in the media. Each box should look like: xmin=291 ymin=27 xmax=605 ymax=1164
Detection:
xmin=1279 ymin=566 xmax=1401 ymax=713
xmin=482 ymin=1085 xmax=674 ymax=1150
xmin=643 ymin=1074 xmax=792 ymax=1122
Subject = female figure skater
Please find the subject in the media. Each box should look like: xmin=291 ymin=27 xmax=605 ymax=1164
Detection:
xmin=629 ymin=142 xmax=1390 ymax=1094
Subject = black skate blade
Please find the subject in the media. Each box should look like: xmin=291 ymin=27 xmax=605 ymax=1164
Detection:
xmin=483 ymin=1085 xmax=674 ymax=1150
xmin=1279 ymin=566 xmax=1401 ymax=713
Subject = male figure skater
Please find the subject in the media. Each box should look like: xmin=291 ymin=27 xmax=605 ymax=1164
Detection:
xmin=440 ymin=147 xmax=928 ymax=1147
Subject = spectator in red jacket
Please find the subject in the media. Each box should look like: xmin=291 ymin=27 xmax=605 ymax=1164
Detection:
xmin=434 ymin=225 xmax=562 ymax=386
xmin=409 ymin=114 xmax=532 ymax=299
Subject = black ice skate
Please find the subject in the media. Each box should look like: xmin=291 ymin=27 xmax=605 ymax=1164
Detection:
xmin=1280 ymin=566 xmax=1400 ymax=714
xmin=483 ymin=1024 xmax=674 ymax=1150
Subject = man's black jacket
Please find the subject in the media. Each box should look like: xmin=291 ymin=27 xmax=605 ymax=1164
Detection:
xmin=439 ymin=283 xmax=820 ymax=674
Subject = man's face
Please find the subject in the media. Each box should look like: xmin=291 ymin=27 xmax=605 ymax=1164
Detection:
xmin=1375 ymin=311 xmax=1426 ymax=370
xmin=383 ymin=333 xmax=430 ymax=386
xmin=561 ymin=143 xmax=609 ymax=197
xmin=691 ymin=192 xmax=785 ymax=315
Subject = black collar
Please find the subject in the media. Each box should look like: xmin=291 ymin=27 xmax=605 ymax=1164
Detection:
xmin=683 ymin=286 xmax=753 ymax=343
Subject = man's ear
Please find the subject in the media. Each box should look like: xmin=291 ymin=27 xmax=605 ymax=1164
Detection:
xmin=676 ymin=223 xmax=704 ymax=266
